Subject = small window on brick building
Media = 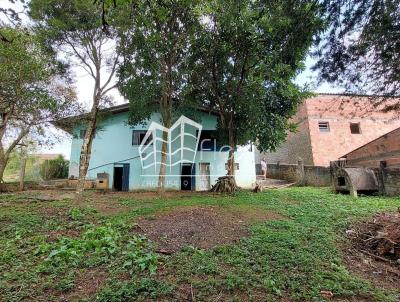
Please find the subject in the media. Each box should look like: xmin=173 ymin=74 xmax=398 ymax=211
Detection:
xmin=318 ymin=122 xmax=330 ymax=132
xmin=350 ymin=122 xmax=361 ymax=134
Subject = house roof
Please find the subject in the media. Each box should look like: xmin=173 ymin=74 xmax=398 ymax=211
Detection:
xmin=53 ymin=92 xmax=398 ymax=134
xmin=340 ymin=126 xmax=400 ymax=159
xmin=52 ymin=103 xmax=220 ymax=134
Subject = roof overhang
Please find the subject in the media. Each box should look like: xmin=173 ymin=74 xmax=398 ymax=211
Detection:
xmin=51 ymin=103 xmax=220 ymax=134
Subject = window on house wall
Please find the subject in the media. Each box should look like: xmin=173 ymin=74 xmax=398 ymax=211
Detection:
xmin=132 ymin=130 xmax=152 ymax=145
xmin=318 ymin=121 xmax=330 ymax=132
xmin=197 ymin=130 xmax=220 ymax=151
xmin=350 ymin=122 xmax=361 ymax=134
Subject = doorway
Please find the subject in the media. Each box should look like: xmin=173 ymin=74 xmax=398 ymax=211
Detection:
xmin=198 ymin=163 xmax=210 ymax=191
xmin=181 ymin=163 xmax=195 ymax=190
xmin=113 ymin=163 xmax=130 ymax=191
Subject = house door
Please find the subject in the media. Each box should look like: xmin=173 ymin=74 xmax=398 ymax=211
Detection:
xmin=181 ymin=163 xmax=195 ymax=190
xmin=113 ymin=163 xmax=130 ymax=191
xmin=198 ymin=163 xmax=210 ymax=191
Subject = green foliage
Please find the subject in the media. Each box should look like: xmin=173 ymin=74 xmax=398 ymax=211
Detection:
xmin=39 ymin=224 xmax=119 ymax=267
xmin=39 ymin=155 xmax=69 ymax=180
xmin=122 ymin=236 xmax=158 ymax=275
xmin=96 ymin=278 xmax=174 ymax=302
xmin=0 ymin=27 xmax=78 ymax=182
xmin=3 ymin=152 xmax=41 ymax=182
xmin=117 ymin=0 xmax=199 ymax=127
xmin=186 ymin=0 xmax=325 ymax=151
xmin=69 ymin=207 xmax=85 ymax=221
xmin=1 ymin=188 xmax=399 ymax=301
xmin=316 ymin=0 xmax=400 ymax=99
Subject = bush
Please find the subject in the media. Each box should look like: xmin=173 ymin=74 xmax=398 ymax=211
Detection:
xmin=39 ymin=155 xmax=69 ymax=180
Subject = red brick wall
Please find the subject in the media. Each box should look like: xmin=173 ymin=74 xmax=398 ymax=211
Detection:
xmin=306 ymin=95 xmax=400 ymax=166
xmin=258 ymin=94 xmax=400 ymax=167
xmin=344 ymin=127 xmax=400 ymax=167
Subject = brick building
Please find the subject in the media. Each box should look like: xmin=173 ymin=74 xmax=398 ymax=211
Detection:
xmin=343 ymin=127 xmax=400 ymax=168
xmin=256 ymin=94 xmax=400 ymax=167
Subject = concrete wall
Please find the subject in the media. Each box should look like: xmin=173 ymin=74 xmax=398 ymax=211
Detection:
xmin=69 ymin=110 xmax=256 ymax=190
xmin=256 ymin=162 xmax=331 ymax=187
xmin=344 ymin=127 xmax=400 ymax=167
xmin=257 ymin=94 xmax=400 ymax=167
xmin=382 ymin=167 xmax=400 ymax=196
xmin=303 ymin=165 xmax=332 ymax=187
xmin=255 ymin=101 xmax=314 ymax=165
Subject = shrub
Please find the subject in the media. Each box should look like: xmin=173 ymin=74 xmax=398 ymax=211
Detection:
xmin=39 ymin=155 xmax=69 ymax=180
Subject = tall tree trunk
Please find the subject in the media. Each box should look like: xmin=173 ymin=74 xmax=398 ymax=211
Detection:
xmin=0 ymin=158 xmax=7 ymax=192
xmin=226 ymin=125 xmax=237 ymax=188
xmin=158 ymin=129 xmax=168 ymax=194
xmin=158 ymin=106 xmax=171 ymax=194
xmin=76 ymin=96 xmax=100 ymax=193
xmin=210 ymin=118 xmax=238 ymax=193
xmin=19 ymin=157 xmax=26 ymax=191
xmin=157 ymin=55 xmax=173 ymax=194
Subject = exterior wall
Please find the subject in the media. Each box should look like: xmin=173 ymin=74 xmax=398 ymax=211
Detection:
xmin=306 ymin=95 xmax=400 ymax=166
xmin=382 ymin=167 xmax=400 ymax=196
xmin=255 ymin=100 xmax=314 ymax=165
xmin=262 ymin=163 xmax=331 ymax=187
xmin=69 ymin=110 xmax=256 ymax=190
xmin=257 ymin=94 xmax=400 ymax=167
xmin=344 ymin=127 xmax=400 ymax=167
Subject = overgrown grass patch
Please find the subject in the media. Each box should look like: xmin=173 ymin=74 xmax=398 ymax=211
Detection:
xmin=0 ymin=187 xmax=399 ymax=301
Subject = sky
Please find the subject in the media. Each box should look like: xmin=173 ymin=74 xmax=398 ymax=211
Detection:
xmin=0 ymin=0 xmax=341 ymax=159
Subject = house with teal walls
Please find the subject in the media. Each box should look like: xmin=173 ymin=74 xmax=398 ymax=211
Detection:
xmin=57 ymin=104 xmax=256 ymax=191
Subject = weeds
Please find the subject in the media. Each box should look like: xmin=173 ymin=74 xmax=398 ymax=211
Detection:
xmin=0 ymin=188 xmax=399 ymax=301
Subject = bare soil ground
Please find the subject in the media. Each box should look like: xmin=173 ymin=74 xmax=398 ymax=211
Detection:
xmin=344 ymin=212 xmax=400 ymax=289
xmin=137 ymin=205 xmax=284 ymax=253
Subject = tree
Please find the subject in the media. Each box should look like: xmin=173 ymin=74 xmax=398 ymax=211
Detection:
xmin=29 ymin=0 xmax=120 ymax=193
xmin=0 ymin=28 xmax=77 ymax=189
xmin=117 ymin=0 xmax=198 ymax=193
xmin=314 ymin=0 xmax=399 ymax=110
xmin=186 ymin=0 xmax=324 ymax=191
xmin=40 ymin=155 xmax=69 ymax=180
xmin=0 ymin=1 xmax=23 ymax=43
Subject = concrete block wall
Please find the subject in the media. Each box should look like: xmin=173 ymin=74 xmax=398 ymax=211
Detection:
xmin=257 ymin=162 xmax=331 ymax=187
xmin=382 ymin=167 xmax=400 ymax=196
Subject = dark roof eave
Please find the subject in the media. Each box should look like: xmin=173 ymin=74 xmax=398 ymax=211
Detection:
xmin=51 ymin=103 xmax=220 ymax=133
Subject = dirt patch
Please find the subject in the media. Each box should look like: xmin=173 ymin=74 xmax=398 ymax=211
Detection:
xmin=46 ymin=229 xmax=81 ymax=242
xmin=85 ymin=198 xmax=128 ymax=215
xmin=35 ymin=205 xmax=70 ymax=219
xmin=106 ymin=190 xmax=213 ymax=201
xmin=343 ymin=212 xmax=400 ymax=289
xmin=59 ymin=268 xmax=108 ymax=302
xmin=137 ymin=206 xmax=284 ymax=253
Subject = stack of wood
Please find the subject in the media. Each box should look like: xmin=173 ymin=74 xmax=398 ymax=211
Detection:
xmin=351 ymin=212 xmax=400 ymax=262
xmin=210 ymin=176 xmax=237 ymax=193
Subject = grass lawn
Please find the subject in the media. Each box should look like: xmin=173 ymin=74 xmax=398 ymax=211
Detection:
xmin=0 ymin=187 xmax=399 ymax=301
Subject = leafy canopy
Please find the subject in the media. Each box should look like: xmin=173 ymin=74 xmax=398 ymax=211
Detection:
xmin=0 ymin=27 xmax=78 ymax=146
xmin=117 ymin=0 xmax=200 ymax=126
xmin=315 ymin=0 xmax=400 ymax=99
xmin=186 ymin=0 xmax=325 ymax=151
